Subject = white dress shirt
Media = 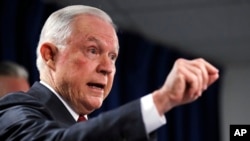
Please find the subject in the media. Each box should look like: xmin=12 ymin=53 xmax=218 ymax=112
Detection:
xmin=40 ymin=81 xmax=166 ymax=134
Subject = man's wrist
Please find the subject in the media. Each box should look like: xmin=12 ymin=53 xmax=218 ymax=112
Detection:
xmin=140 ymin=94 xmax=166 ymax=134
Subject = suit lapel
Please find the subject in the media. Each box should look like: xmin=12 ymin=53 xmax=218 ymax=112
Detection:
xmin=27 ymin=82 xmax=76 ymax=126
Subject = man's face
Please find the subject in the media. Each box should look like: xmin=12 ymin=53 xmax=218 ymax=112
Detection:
xmin=0 ymin=76 xmax=30 ymax=97
xmin=53 ymin=15 xmax=119 ymax=115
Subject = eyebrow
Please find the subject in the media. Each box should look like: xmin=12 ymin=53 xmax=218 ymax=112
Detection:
xmin=87 ymin=36 xmax=119 ymax=51
xmin=85 ymin=36 xmax=99 ymax=47
xmin=87 ymin=36 xmax=99 ymax=43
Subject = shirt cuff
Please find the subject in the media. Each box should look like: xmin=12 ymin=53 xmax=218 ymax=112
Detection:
xmin=140 ymin=94 xmax=166 ymax=134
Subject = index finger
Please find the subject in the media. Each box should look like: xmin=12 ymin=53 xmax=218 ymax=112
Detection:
xmin=195 ymin=58 xmax=219 ymax=87
xmin=203 ymin=60 xmax=219 ymax=85
xmin=201 ymin=59 xmax=219 ymax=74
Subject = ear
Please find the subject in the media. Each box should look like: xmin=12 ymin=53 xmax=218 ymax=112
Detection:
xmin=40 ymin=43 xmax=58 ymax=71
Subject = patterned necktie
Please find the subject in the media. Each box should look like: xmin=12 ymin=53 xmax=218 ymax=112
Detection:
xmin=77 ymin=115 xmax=87 ymax=122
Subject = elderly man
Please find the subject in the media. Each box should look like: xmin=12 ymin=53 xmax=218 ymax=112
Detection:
xmin=0 ymin=5 xmax=219 ymax=140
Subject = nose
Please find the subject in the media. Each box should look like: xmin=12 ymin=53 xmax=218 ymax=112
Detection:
xmin=97 ymin=55 xmax=115 ymax=75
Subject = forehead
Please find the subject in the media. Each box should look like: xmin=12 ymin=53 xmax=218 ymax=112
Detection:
xmin=70 ymin=14 xmax=118 ymax=46
xmin=0 ymin=76 xmax=26 ymax=83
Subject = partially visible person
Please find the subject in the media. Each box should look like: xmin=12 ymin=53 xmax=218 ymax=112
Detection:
xmin=0 ymin=61 xmax=30 ymax=97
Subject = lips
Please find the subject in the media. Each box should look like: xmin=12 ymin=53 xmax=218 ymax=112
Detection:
xmin=87 ymin=82 xmax=105 ymax=90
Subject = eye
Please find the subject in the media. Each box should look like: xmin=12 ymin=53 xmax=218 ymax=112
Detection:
xmin=109 ymin=53 xmax=117 ymax=61
xmin=85 ymin=46 xmax=100 ymax=60
xmin=89 ymin=47 xmax=98 ymax=54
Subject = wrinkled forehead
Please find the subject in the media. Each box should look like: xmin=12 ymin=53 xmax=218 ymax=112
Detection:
xmin=70 ymin=14 xmax=119 ymax=48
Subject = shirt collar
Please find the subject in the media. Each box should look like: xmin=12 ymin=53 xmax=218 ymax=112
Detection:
xmin=40 ymin=81 xmax=79 ymax=121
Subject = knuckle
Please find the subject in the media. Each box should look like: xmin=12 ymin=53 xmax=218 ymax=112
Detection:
xmin=176 ymin=58 xmax=186 ymax=64
xmin=197 ymin=68 xmax=203 ymax=75
xmin=175 ymin=58 xmax=187 ymax=68
xmin=196 ymin=58 xmax=205 ymax=62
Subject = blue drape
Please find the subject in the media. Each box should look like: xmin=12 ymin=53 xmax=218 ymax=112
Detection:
xmin=0 ymin=1 xmax=221 ymax=141
xmin=0 ymin=0 xmax=58 ymax=83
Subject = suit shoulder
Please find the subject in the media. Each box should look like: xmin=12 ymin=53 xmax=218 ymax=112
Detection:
xmin=0 ymin=92 xmax=42 ymax=108
xmin=0 ymin=92 xmax=52 ymax=122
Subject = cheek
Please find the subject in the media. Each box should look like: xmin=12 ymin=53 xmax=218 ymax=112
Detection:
xmin=18 ymin=80 xmax=30 ymax=92
xmin=58 ymin=54 xmax=88 ymax=76
xmin=71 ymin=54 xmax=95 ymax=72
xmin=104 ymin=73 xmax=115 ymax=98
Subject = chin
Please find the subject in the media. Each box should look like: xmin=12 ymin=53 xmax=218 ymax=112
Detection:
xmin=89 ymin=98 xmax=104 ymax=109
xmin=92 ymin=101 xmax=103 ymax=109
xmin=78 ymin=96 xmax=104 ymax=113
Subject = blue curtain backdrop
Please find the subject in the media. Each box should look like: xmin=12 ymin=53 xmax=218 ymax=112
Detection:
xmin=0 ymin=1 xmax=221 ymax=141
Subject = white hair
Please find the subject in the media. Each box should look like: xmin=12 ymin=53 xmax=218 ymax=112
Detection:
xmin=36 ymin=5 xmax=116 ymax=72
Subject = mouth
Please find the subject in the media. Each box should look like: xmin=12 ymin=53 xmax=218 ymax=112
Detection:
xmin=87 ymin=82 xmax=105 ymax=90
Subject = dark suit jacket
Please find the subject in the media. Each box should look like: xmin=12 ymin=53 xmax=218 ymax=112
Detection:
xmin=0 ymin=82 xmax=156 ymax=141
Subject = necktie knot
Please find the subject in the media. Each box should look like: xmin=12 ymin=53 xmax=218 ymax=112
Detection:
xmin=77 ymin=115 xmax=87 ymax=122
